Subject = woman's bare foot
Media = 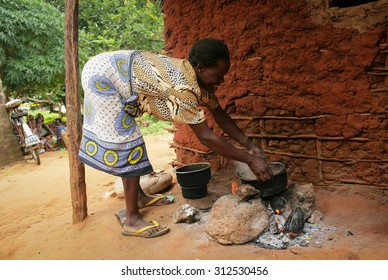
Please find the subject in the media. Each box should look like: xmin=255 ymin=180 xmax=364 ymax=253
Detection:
xmin=122 ymin=213 xmax=168 ymax=237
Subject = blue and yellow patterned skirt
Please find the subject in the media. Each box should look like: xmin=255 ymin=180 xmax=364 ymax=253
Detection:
xmin=78 ymin=50 xmax=153 ymax=177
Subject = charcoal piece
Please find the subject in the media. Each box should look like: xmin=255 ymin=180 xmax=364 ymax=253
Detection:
xmin=284 ymin=207 xmax=304 ymax=234
xmin=269 ymin=195 xmax=286 ymax=213
xmin=274 ymin=214 xmax=286 ymax=233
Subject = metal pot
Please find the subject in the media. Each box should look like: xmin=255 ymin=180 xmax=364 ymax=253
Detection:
xmin=237 ymin=162 xmax=288 ymax=198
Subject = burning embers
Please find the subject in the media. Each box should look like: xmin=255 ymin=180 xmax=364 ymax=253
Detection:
xmin=268 ymin=196 xmax=304 ymax=238
xmin=228 ymin=181 xmax=329 ymax=249
xmin=264 ymin=201 xmax=306 ymax=247
xmin=231 ymin=182 xmax=305 ymax=237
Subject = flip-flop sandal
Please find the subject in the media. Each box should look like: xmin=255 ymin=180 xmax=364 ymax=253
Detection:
xmin=121 ymin=220 xmax=170 ymax=238
xmin=115 ymin=209 xmax=126 ymax=226
xmin=138 ymin=194 xmax=175 ymax=209
xmin=114 ymin=195 xmax=175 ymax=226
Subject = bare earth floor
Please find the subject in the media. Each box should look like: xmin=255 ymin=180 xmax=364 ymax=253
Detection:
xmin=0 ymin=134 xmax=387 ymax=260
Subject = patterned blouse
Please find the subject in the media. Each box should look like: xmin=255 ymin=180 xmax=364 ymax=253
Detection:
xmin=133 ymin=51 xmax=219 ymax=123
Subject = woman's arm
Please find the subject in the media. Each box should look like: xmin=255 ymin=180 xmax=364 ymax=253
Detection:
xmin=208 ymin=106 xmax=267 ymax=159
xmin=189 ymin=121 xmax=272 ymax=182
xmin=42 ymin=123 xmax=54 ymax=136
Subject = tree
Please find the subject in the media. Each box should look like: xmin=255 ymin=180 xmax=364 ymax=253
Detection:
xmin=0 ymin=0 xmax=164 ymax=104
xmin=78 ymin=0 xmax=164 ymax=67
xmin=43 ymin=0 xmax=165 ymax=72
xmin=0 ymin=0 xmax=65 ymax=101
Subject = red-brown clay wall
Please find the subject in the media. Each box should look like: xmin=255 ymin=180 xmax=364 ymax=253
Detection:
xmin=163 ymin=0 xmax=388 ymax=188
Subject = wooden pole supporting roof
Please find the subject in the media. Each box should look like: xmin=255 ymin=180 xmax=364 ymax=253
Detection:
xmin=64 ymin=0 xmax=87 ymax=223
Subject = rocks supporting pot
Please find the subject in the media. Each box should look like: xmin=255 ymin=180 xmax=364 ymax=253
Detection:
xmin=205 ymin=195 xmax=270 ymax=245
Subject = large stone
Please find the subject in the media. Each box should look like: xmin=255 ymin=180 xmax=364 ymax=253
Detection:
xmin=205 ymin=195 xmax=270 ymax=245
xmin=282 ymin=183 xmax=316 ymax=220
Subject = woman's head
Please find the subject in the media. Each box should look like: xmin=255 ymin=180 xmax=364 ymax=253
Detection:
xmin=54 ymin=118 xmax=62 ymax=125
xmin=35 ymin=113 xmax=44 ymax=122
xmin=189 ymin=38 xmax=230 ymax=67
xmin=189 ymin=38 xmax=230 ymax=93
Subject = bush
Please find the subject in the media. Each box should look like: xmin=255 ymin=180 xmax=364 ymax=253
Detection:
xmin=28 ymin=110 xmax=62 ymax=123
xmin=29 ymin=111 xmax=171 ymax=136
xmin=137 ymin=114 xmax=172 ymax=136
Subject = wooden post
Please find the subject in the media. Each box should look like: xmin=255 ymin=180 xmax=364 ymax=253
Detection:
xmin=64 ymin=0 xmax=87 ymax=223
xmin=385 ymin=26 xmax=388 ymax=88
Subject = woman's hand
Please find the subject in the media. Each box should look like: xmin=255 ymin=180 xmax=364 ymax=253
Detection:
xmin=249 ymin=146 xmax=272 ymax=165
xmin=248 ymin=146 xmax=267 ymax=160
xmin=248 ymin=155 xmax=273 ymax=183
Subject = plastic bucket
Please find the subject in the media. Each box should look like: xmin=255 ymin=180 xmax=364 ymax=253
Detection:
xmin=174 ymin=162 xmax=211 ymax=199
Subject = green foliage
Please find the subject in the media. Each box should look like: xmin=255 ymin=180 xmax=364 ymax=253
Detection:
xmin=27 ymin=110 xmax=170 ymax=136
xmin=44 ymin=0 xmax=64 ymax=11
xmin=137 ymin=114 xmax=171 ymax=136
xmin=0 ymin=0 xmax=64 ymax=98
xmin=79 ymin=0 xmax=164 ymax=67
xmin=28 ymin=110 xmax=62 ymax=124
xmin=1 ymin=0 xmax=165 ymax=112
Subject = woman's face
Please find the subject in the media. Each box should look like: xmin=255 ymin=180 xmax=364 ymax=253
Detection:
xmin=195 ymin=59 xmax=230 ymax=93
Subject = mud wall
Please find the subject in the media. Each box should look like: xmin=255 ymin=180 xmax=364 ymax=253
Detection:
xmin=163 ymin=0 xmax=388 ymax=188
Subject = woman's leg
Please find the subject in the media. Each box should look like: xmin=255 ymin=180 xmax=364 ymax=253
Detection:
xmin=44 ymin=138 xmax=54 ymax=151
xmin=122 ymin=176 xmax=166 ymax=235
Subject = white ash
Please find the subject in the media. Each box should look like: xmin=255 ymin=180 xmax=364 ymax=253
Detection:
xmin=252 ymin=221 xmax=337 ymax=250
xmin=252 ymin=199 xmax=336 ymax=250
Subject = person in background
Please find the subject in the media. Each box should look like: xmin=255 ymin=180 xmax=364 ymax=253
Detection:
xmin=54 ymin=118 xmax=68 ymax=149
xmin=27 ymin=114 xmax=37 ymax=134
xmin=35 ymin=113 xmax=55 ymax=151
xmin=79 ymin=38 xmax=273 ymax=238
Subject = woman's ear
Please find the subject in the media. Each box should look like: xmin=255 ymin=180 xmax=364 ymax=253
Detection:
xmin=195 ymin=64 xmax=205 ymax=73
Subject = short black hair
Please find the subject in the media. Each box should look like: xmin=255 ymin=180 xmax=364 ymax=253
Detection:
xmin=35 ymin=113 xmax=44 ymax=122
xmin=188 ymin=38 xmax=230 ymax=67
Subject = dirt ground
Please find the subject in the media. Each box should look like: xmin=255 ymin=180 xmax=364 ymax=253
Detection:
xmin=0 ymin=133 xmax=387 ymax=260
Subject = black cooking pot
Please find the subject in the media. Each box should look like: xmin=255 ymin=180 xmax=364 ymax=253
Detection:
xmin=238 ymin=162 xmax=288 ymax=198
xmin=174 ymin=162 xmax=211 ymax=199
